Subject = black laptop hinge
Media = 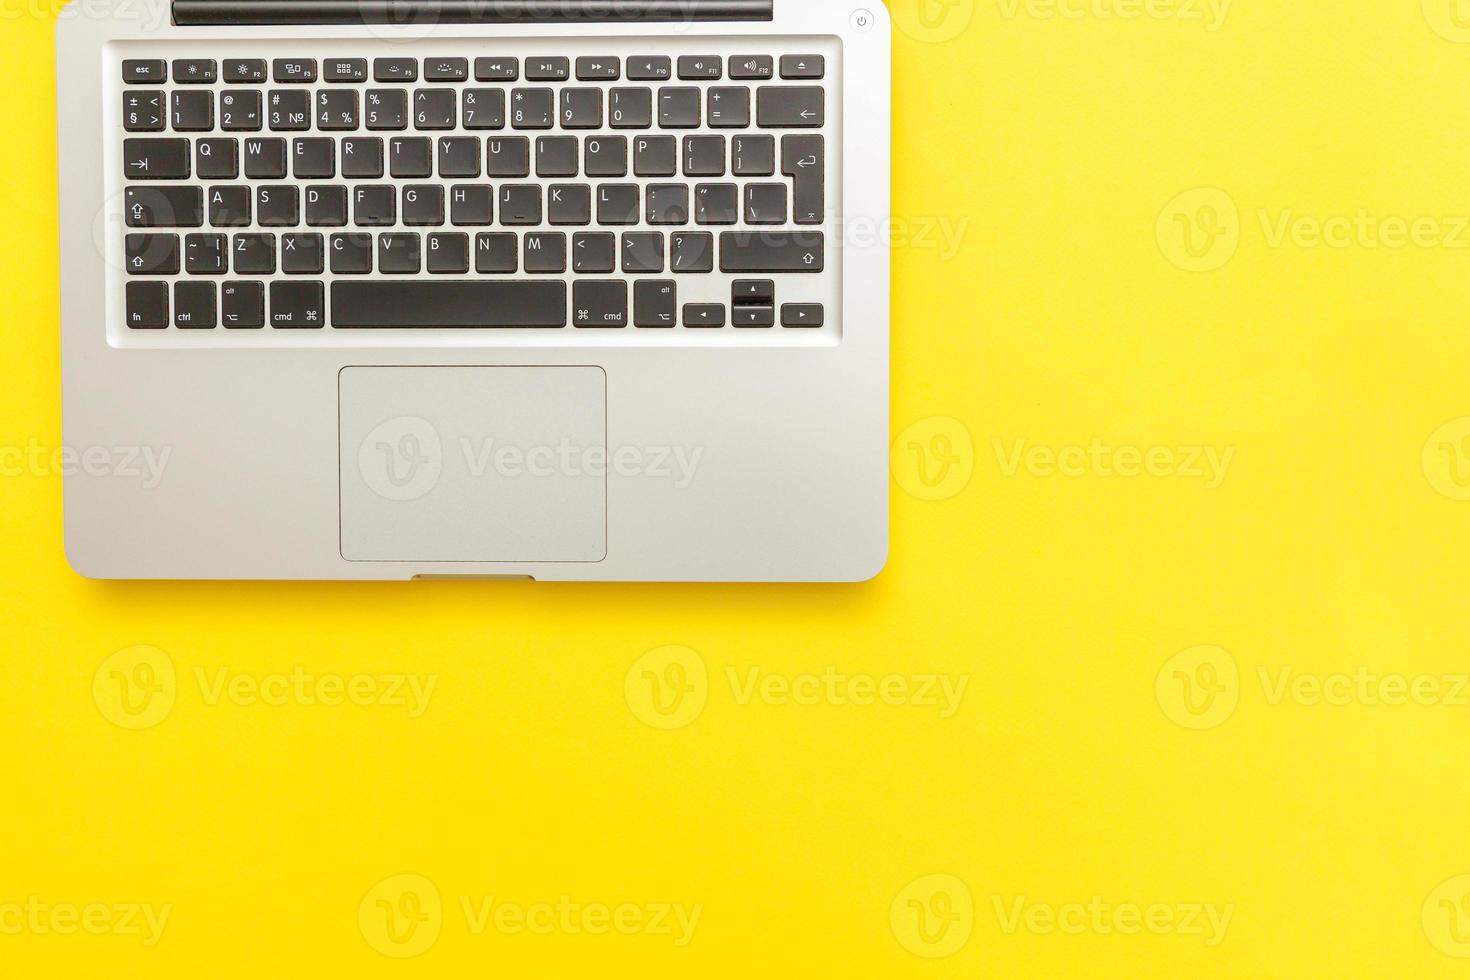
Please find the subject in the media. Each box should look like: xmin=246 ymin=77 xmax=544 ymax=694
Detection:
xmin=173 ymin=0 xmax=773 ymax=26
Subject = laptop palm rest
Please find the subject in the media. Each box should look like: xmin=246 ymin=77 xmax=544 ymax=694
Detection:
xmin=339 ymin=366 xmax=607 ymax=563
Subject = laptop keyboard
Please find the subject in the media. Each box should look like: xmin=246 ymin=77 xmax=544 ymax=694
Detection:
xmin=112 ymin=41 xmax=839 ymax=343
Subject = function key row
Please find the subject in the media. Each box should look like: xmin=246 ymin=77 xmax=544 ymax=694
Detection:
xmin=124 ymin=55 xmax=825 ymax=86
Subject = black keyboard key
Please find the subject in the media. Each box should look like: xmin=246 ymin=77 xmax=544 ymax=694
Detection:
xmin=499 ymin=185 xmax=542 ymax=225
xmin=677 ymin=56 xmax=721 ymax=80
xmin=782 ymin=134 xmax=825 ymax=224
xmin=450 ymin=185 xmax=494 ymax=226
xmin=427 ymin=232 xmax=470 ymax=273
xmin=221 ymin=281 xmax=265 ymax=328
xmin=342 ymin=136 xmax=385 ymax=178
xmin=585 ymin=136 xmax=628 ymax=177
xmin=669 ymin=231 xmax=713 ymax=273
xmin=233 ymin=234 xmax=277 ymax=274
xmin=576 ymin=57 xmax=620 ymax=80
xmin=475 ymin=233 xmax=518 ymax=273
xmin=536 ymin=136 xmax=578 ymax=177
xmin=374 ymin=58 xmax=418 ymax=82
xmin=125 ymin=186 xmax=204 ymax=227
xmin=123 ymin=60 xmax=167 ymax=84
xmin=414 ymin=89 xmax=456 ymax=129
xmin=172 ymin=59 xmax=217 ymax=83
xmin=526 ymin=57 xmax=570 ymax=81
xmin=306 ymin=185 xmax=349 ymax=227
xmin=389 ymin=137 xmax=433 ymax=178
xmin=548 ymin=184 xmax=592 ymax=225
xmin=281 ymin=233 xmax=325 ymax=274
xmin=609 ymin=88 xmax=652 ymax=129
xmin=196 ymin=138 xmax=239 ymax=179
xmin=683 ymin=303 xmax=725 ymax=327
xmin=124 ymin=138 xmax=189 ymax=180
xmin=646 ymin=184 xmax=689 ymax=225
xmin=732 ymin=305 xmax=774 ymax=328
xmin=707 ymin=87 xmax=750 ymax=129
xmin=293 ymin=137 xmax=336 ymax=178
xmin=270 ymin=281 xmax=325 ymax=328
xmin=402 ymin=185 xmax=445 ymax=226
xmin=353 ymin=185 xmax=396 ymax=225
xmin=560 ymin=88 xmax=602 ymax=129
xmin=366 ymin=89 xmax=408 ymax=130
xmin=729 ymin=55 xmax=773 ymax=80
xmin=658 ymin=88 xmax=700 ymax=128
xmin=463 ymin=88 xmax=505 ymax=129
xmin=174 ymin=281 xmax=217 ymax=329
xmin=626 ymin=56 xmax=671 ymax=81
xmin=425 ymin=58 xmax=469 ymax=82
xmin=732 ymin=134 xmax=775 ymax=176
xmin=719 ymin=231 xmax=824 ymax=272
xmin=683 ymin=135 xmax=725 ymax=176
xmin=633 ymin=135 xmax=676 ymax=177
xmin=744 ymin=183 xmax=787 ymax=225
xmin=757 ymin=86 xmax=824 ymax=128
xmin=125 ymin=234 xmax=180 ymax=275
xmin=317 ymin=90 xmax=359 ymax=130
xmin=782 ymin=303 xmax=824 ymax=328
xmin=573 ymin=280 xmax=627 ymax=327
xmin=224 ymin=59 xmax=268 ymax=83
xmin=184 ymin=233 xmax=229 ymax=274
xmin=125 ymin=281 xmax=168 ymax=328
xmin=324 ymin=58 xmax=369 ymax=82
xmin=220 ymin=90 xmax=263 ymax=131
xmin=474 ymin=57 xmax=519 ymax=81
xmin=122 ymin=91 xmax=165 ymax=132
xmin=273 ymin=59 xmax=317 ymax=83
xmin=621 ymin=232 xmax=664 ymax=272
xmin=572 ymin=232 xmax=615 ymax=273
xmin=257 ymin=185 xmax=300 ymax=226
xmin=378 ymin=232 xmax=421 ymax=273
xmin=208 ymin=186 xmax=252 ymax=227
xmin=524 ymin=231 xmax=567 ymax=273
xmin=268 ymin=90 xmax=311 ymax=130
xmin=695 ymin=184 xmax=738 ymax=225
xmin=732 ymin=279 xmax=774 ymax=305
xmin=332 ymin=281 xmax=568 ymax=327
xmin=511 ymin=88 xmax=554 ymax=129
xmin=596 ymin=184 xmax=639 ymax=225
xmin=634 ymin=279 xmax=676 ymax=327
xmin=244 ymin=138 xmax=288 ymax=178
xmin=780 ymin=55 xmax=825 ymax=79
xmin=330 ymin=233 xmax=374 ymax=274
xmin=487 ymin=136 xmax=531 ymax=176
xmin=171 ymin=91 xmax=213 ymax=131
xmin=438 ymin=136 xmax=481 ymax=177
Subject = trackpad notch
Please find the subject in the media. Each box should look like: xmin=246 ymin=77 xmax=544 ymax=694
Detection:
xmin=340 ymin=366 xmax=606 ymax=563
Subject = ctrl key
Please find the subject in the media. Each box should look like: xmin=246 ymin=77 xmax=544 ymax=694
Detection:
xmin=270 ymin=281 xmax=325 ymax=328
xmin=125 ymin=281 xmax=169 ymax=329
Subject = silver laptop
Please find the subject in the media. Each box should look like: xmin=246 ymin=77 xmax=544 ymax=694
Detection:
xmin=57 ymin=0 xmax=890 ymax=581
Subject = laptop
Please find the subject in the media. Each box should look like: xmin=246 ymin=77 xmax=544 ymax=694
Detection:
xmin=57 ymin=0 xmax=890 ymax=581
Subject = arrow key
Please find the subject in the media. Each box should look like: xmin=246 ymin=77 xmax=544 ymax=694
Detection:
xmin=781 ymin=303 xmax=824 ymax=328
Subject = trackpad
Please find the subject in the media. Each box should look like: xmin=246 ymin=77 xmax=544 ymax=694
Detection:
xmin=339 ymin=366 xmax=606 ymax=563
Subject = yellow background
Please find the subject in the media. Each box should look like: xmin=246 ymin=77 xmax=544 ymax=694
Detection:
xmin=5 ymin=0 xmax=1470 ymax=975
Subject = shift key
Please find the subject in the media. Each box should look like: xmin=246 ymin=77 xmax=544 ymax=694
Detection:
xmin=123 ymin=138 xmax=191 ymax=179
xmin=719 ymin=231 xmax=824 ymax=273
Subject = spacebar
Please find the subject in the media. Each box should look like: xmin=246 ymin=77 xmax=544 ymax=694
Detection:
xmin=331 ymin=281 xmax=567 ymax=328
